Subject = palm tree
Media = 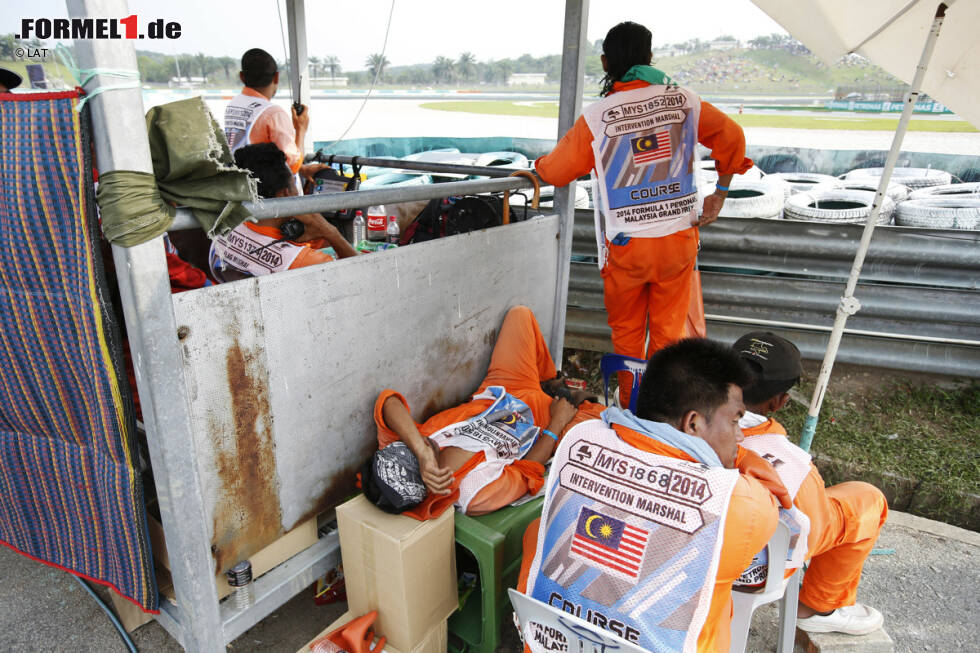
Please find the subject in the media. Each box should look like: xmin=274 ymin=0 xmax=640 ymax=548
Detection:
xmin=195 ymin=52 xmax=212 ymax=82
xmin=366 ymin=53 xmax=390 ymax=81
xmin=308 ymin=55 xmax=320 ymax=80
xmin=324 ymin=55 xmax=341 ymax=80
xmin=0 ymin=34 xmax=18 ymax=58
xmin=218 ymin=56 xmax=236 ymax=82
xmin=457 ymin=52 xmax=476 ymax=82
xmin=433 ymin=56 xmax=456 ymax=84
xmin=493 ymin=60 xmax=513 ymax=85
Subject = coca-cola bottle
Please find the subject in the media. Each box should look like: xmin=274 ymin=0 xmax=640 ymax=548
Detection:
xmin=367 ymin=205 xmax=387 ymax=241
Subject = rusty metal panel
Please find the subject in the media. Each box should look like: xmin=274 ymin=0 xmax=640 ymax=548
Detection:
xmin=172 ymin=217 xmax=560 ymax=568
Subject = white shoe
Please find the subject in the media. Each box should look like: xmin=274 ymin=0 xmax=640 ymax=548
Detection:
xmin=797 ymin=604 xmax=883 ymax=635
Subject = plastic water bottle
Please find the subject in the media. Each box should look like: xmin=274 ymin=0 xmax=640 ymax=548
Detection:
xmin=386 ymin=215 xmax=400 ymax=244
xmin=352 ymin=210 xmax=366 ymax=245
xmin=226 ymin=560 xmax=253 ymax=610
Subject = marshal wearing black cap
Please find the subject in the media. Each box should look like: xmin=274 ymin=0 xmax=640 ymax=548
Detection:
xmin=0 ymin=67 xmax=23 ymax=93
xmin=732 ymin=331 xmax=803 ymax=405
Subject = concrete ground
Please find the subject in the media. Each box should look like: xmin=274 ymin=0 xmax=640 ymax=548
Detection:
xmin=0 ymin=511 xmax=976 ymax=652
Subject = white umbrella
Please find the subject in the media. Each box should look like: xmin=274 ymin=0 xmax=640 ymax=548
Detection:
xmin=748 ymin=1 xmax=970 ymax=451
xmin=751 ymin=0 xmax=979 ymax=127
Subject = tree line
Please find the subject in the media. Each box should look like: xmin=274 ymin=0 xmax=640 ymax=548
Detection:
xmin=3 ymin=32 xmax=811 ymax=87
xmin=134 ymin=48 xmax=606 ymax=86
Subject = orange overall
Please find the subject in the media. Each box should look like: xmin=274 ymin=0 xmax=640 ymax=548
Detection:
xmin=373 ymin=306 xmax=604 ymax=518
xmin=517 ymin=423 xmax=780 ymax=653
xmin=742 ymin=418 xmax=888 ymax=611
xmin=536 ymin=81 xmax=752 ymax=406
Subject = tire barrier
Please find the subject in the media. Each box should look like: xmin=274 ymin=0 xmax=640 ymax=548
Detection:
xmin=697 ymin=160 xmax=764 ymax=185
xmin=844 ymin=166 xmax=952 ymax=189
xmin=840 ymin=180 xmax=911 ymax=203
xmin=765 ymin=172 xmax=842 ymax=193
xmin=566 ymin=210 xmax=980 ymax=376
xmin=698 ymin=179 xmax=787 ymax=219
xmin=895 ymin=198 xmax=980 ymax=230
xmin=908 ymin=182 xmax=980 ymax=200
xmin=784 ymin=189 xmax=895 ymax=225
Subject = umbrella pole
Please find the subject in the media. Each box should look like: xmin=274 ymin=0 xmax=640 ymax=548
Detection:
xmin=799 ymin=2 xmax=949 ymax=452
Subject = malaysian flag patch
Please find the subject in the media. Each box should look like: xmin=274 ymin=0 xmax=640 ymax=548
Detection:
xmin=630 ymin=131 xmax=671 ymax=166
xmin=570 ymin=507 xmax=649 ymax=582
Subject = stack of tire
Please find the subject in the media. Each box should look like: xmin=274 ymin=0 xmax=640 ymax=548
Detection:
xmin=697 ymin=161 xmax=789 ymax=219
xmin=695 ymin=161 xmax=976 ymax=230
xmin=843 ymin=168 xmax=979 ymax=230
xmin=896 ymin=182 xmax=980 ymax=229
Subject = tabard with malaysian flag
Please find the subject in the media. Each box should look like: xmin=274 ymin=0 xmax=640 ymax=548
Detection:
xmin=582 ymin=82 xmax=702 ymax=257
xmin=524 ymin=419 xmax=740 ymax=653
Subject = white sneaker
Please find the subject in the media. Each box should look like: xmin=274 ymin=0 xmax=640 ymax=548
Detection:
xmin=797 ymin=604 xmax=884 ymax=635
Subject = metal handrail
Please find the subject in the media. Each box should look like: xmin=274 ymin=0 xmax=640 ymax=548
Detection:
xmin=314 ymin=153 xmax=529 ymax=178
xmin=168 ymin=175 xmax=540 ymax=230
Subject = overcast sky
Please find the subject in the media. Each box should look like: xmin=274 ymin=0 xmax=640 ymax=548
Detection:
xmin=3 ymin=0 xmax=787 ymax=70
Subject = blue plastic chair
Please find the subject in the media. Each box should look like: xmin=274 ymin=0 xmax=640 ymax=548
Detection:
xmin=600 ymin=353 xmax=648 ymax=413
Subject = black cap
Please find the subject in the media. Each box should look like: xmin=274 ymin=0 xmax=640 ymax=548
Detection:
xmin=0 ymin=68 xmax=23 ymax=91
xmin=732 ymin=331 xmax=802 ymax=381
xmin=360 ymin=442 xmax=427 ymax=514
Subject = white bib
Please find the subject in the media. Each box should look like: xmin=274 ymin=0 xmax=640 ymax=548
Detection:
xmin=209 ymin=223 xmax=303 ymax=278
xmin=224 ymin=92 xmax=274 ymax=154
xmin=734 ymin=418 xmax=813 ymax=586
xmin=525 ymin=419 xmax=737 ymax=652
xmin=429 ymin=386 xmax=541 ymax=514
xmin=581 ymin=85 xmax=701 ymax=268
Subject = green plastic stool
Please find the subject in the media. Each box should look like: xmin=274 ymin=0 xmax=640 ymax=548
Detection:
xmin=449 ymin=497 xmax=544 ymax=653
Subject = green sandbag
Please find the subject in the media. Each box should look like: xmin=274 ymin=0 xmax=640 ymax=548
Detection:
xmin=98 ymin=96 xmax=256 ymax=246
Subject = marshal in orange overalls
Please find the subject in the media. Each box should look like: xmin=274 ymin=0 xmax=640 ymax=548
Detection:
xmin=742 ymin=417 xmax=888 ymax=612
xmin=536 ymin=80 xmax=752 ymax=406
xmin=517 ymin=423 xmax=780 ymax=653
xmin=373 ymin=306 xmax=604 ymax=518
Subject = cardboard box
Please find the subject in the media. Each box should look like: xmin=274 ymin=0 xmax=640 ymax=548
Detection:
xmin=298 ymin=611 xmax=448 ymax=653
xmin=337 ymin=495 xmax=457 ymax=651
xmin=149 ymin=514 xmax=318 ymax=603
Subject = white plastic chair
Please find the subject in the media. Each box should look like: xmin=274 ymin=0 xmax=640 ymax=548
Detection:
xmin=508 ymin=520 xmax=801 ymax=653
xmin=729 ymin=520 xmax=801 ymax=653
xmin=509 ymin=588 xmax=648 ymax=653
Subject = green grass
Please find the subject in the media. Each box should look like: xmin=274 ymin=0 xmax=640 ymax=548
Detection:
xmin=731 ymin=113 xmax=978 ymax=132
xmin=420 ymin=100 xmax=977 ymax=132
xmin=779 ymin=378 xmax=980 ymax=503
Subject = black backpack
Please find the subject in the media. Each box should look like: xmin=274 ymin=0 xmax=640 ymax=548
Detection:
xmin=404 ymin=195 xmax=504 ymax=244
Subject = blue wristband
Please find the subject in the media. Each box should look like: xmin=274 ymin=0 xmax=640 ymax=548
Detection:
xmin=541 ymin=428 xmax=558 ymax=441
xmin=715 ymin=183 xmax=730 ymax=192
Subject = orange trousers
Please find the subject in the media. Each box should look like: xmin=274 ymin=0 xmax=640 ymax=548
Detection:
xmin=795 ymin=472 xmax=888 ymax=611
xmin=742 ymin=421 xmax=888 ymax=611
xmin=603 ymin=228 xmax=699 ymax=406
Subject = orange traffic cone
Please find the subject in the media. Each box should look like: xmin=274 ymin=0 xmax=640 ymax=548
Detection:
xmin=310 ymin=611 xmax=386 ymax=653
